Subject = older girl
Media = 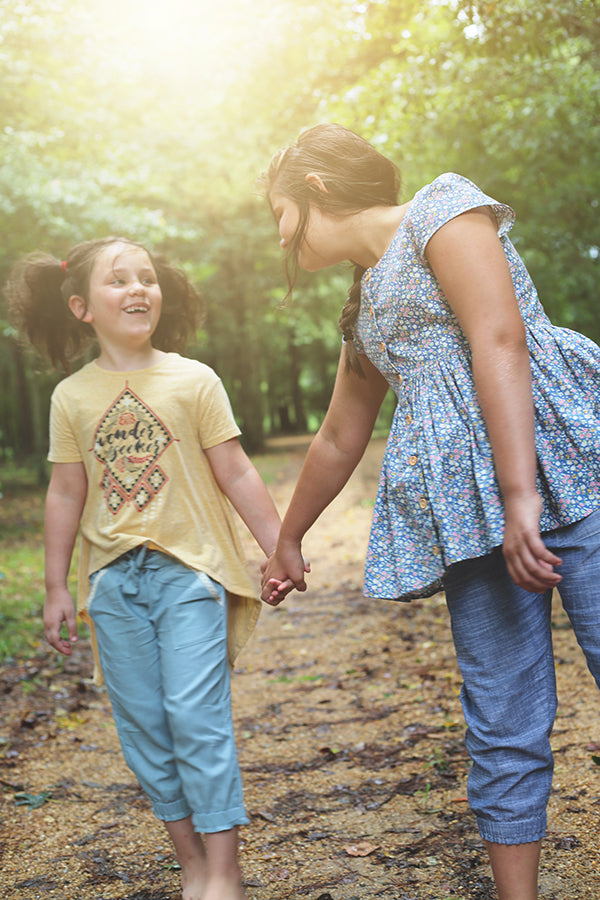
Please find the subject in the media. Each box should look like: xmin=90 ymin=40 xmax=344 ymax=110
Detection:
xmin=260 ymin=124 xmax=600 ymax=900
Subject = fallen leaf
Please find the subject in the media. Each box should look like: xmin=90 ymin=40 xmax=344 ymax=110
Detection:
xmin=14 ymin=790 xmax=52 ymax=810
xmin=343 ymin=840 xmax=380 ymax=857
xmin=254 ymin=809 xmax=276 ymax=822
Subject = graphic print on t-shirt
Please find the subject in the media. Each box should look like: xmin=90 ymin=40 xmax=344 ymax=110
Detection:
xmin=91 ymin=385 xmax=175 ymax=514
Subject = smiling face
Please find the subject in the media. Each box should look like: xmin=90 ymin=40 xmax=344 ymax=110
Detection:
xmin=69 ymin=243 xmax=163 ymax=355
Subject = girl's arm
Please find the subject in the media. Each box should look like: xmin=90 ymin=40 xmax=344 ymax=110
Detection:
xmin=260 ymin=350 xmax=390 ymax=603
xmin=425 ymin=207 xmax=562 ymax=592
xmin=44 ymin=462 xmax=88 ymax=655
xmin=204 ymin=437 xmax=283 ymax=558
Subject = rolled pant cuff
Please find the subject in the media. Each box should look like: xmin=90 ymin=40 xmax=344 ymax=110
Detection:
xmin=192 ymin=805 xmax=250 ymax=834
xmin=477 ymin=812 xmax=546 ymax=845
xmin=152 ymin=797 xmax=192 ymax=821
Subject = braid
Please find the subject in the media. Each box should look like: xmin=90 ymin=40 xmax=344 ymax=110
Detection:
xmin=338 ymin=263 xmax=366 ymax=375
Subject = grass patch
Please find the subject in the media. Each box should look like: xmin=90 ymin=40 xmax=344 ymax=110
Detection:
xmin=0 ymin=544 xmax=45 ymax=659
xmin=0 ymin=485 xmax=46 ymax=661
xmin=0 ymin=477 xmax=79 ymax=662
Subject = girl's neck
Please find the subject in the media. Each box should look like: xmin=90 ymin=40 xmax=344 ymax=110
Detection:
xmin=95 ymin=345 xmax=168 ymax=372
xmin=348 ymin=203 xmax=410 ymax=269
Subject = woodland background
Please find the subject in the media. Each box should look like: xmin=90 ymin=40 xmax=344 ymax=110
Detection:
xmin=1 ymin=7 xmax=599 ymax=894
xmin=0 ymin=0 xmax=599 ymax=471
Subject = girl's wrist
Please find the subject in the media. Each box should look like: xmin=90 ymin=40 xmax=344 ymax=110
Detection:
xmin=502 ymin=486 xmax=540 ymax=506
xmin=277 ymin=532 xmax=303 ymax=550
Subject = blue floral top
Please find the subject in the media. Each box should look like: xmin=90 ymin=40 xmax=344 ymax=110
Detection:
xmin=356 ymin=173 xmax=600 ymax=601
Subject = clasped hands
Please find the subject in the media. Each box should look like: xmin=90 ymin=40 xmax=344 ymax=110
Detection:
xmin=260 ymin=543 xmax=311 ymax=606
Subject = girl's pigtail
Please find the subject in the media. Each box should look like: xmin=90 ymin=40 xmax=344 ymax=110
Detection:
xmin=6 ymin=253 xmax=91 ymax=373
xmin=151 ymin=259 xmax=204 ymax=353
xmin=338 ymin=263 xmax=366 ymax=375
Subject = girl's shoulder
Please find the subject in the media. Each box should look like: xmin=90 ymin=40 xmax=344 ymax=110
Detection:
xmin=405 ymin=173 xmax=515 ymax=251
xmin=162 ymin=352 xmax=221 ymax=384
xmin=50 ymin=355 xmax=223 ymax=401
xmin=50 ymin=360 xmax=97 ymax=396
xmin=410 ymin=172 xmax=506 ymax=215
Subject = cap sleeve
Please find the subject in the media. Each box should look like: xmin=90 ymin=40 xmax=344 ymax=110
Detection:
xmin=48 ymin=384 xmax=83 ymax=463
xmin=196 ymin=370 xmax=242 ymax=449
xmin=407 ymin=173 xmax=515 ymax=258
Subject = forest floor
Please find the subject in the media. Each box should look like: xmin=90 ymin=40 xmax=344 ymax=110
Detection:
xmin=1 ymin=436 xmax=600 ymax=900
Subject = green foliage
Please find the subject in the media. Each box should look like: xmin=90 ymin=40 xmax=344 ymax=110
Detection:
xmin=0 ymin=476 xmax=80 ymax=662
xmin=0 ymin=487 xmax=46 ymax=660
xmin=0 ymin=0 xmax=598 ymax=459
xmin=14 ymin=790 xmax=52 ymax=810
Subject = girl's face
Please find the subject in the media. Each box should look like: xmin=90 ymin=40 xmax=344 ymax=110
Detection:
xmin=270 ymin=191 xmax=347 ymax=272
xmin=70 ymin=244 xmax=162 ymax=350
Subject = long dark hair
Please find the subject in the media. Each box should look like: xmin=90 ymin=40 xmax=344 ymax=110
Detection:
xmin=259 ymin=123 xmax=401 ymax=371
xmin=6 ymin=237 xmax=202 ymax=373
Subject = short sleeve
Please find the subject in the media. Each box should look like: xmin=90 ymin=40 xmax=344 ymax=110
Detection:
xmin=407 ymin=173 xmax=516 ymax=258
xmin=48 ymin=386 xmax=83 ymax=463
xmin=196 ymin=374 xmax=241 ymax=449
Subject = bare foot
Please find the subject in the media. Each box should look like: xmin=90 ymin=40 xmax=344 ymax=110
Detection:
xmin=201 ymin=874 xmax=247 ymax=900
xmin=181 ymin=862 xmax=207 ymax=900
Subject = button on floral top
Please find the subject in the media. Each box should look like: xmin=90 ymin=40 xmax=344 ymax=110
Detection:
xmin=356 ymin=173 xmax=600 ymax=601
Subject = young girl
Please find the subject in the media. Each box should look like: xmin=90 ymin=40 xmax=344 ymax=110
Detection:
xmin=7 ymin=237 xmax=284 ymax=900
xmin=259 ymin=124 xmax=600 ymax=900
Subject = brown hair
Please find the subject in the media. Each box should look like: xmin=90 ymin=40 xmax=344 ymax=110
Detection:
xmin=259 ymin=123 xmax=401 ymax=371
xmin=6 ymin=237 xmax=202 ymax=373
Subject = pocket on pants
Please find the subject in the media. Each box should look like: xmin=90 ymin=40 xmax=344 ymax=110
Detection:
xmin=86 ymin=567 xmax=110 ymax=616
xmin=165 ymin=571 xmax=227 ymax=651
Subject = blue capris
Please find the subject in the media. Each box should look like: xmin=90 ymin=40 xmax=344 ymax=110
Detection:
xmin=88 ymin=545 xmax=249 ymax=833
xmin=443 ymin=508 xmax=600 ymax=844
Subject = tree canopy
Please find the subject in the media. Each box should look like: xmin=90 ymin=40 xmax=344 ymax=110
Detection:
xmin=1 ymin=0 xmax=598 ymax=461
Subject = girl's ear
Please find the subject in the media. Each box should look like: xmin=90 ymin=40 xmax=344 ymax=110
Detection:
xmin=305 ymin=172 xmax=329 ymax=193
xmin=68 ymin=294 xmax=92 ymax=323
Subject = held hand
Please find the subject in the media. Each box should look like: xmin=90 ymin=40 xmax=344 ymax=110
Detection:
xmin=44 ymin=587 xmax=79 ymax=655
xmin=260 ymin=541 xmax=311 ymax=605
xmin=263 ymin=577 xmax=296 ymax=607
xmin=502 ymin=492 xmax=562 ymax=593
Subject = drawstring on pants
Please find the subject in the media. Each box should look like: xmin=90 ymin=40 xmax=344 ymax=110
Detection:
xmin=121 ymin=544 xmax=151 ymax=597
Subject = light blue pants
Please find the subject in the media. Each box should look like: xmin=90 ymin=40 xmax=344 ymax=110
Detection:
xmin=443 ymin=508 xmax=600 ymax=844
xmin=88 ymin=545 xmax=249 ymax=833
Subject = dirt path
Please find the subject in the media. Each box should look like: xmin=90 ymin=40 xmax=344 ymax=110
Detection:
xmin=1 ymin=437 xmax=600 ymax=899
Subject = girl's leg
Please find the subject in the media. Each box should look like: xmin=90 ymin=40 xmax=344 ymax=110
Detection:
xmin=544 ymin=508 xmax=600 ymax=687
xmin=91 ymin=553 xmax=248 ymax=831
xmin=154 ymin=568 xmax=249 ymax=834
xmin=484 ymin=840 xmax=541 ymax=900
xmin=89 ymin=553 xmax=193 ymax=823
xmin=203 ymin=828 xmax=247 ymax=900
xmin=163 ymin=816 xmax=207 ymax=900
xmin=90 ymin=550 xmax=248 ymax=898
xmin=443 ymin=550 xmax=556 ymax=900
xmin=153 ymin=563 xmax=248 ymax=898
xmin=163 ymin=819 xmax=246 ymax=900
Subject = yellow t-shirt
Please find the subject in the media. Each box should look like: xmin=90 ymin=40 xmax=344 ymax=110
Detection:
xmin=48 ymin=352 xmax=261 ymax=680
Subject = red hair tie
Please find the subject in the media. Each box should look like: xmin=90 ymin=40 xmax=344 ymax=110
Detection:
xmin=61 ymin=260 xmax=68 ymax=273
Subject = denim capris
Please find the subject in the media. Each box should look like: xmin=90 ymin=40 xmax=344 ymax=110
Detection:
xmin=88 ymin=545 xmax=249 ymax=833
xmin=443 ymin=508 xmax=600 ymax=844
